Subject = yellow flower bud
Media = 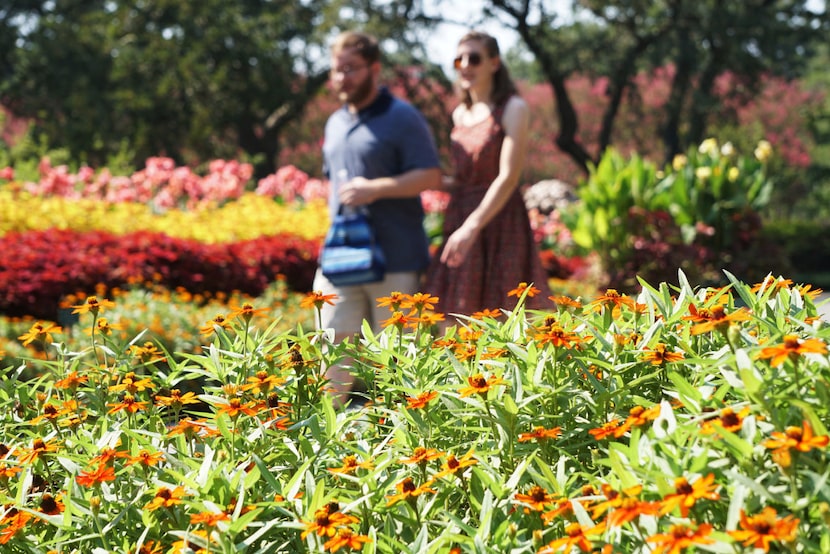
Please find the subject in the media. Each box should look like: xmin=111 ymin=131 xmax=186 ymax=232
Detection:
xmin=754 ymin=140 xmax=773 ymax=162
xmin=698 ymin=138 xmax=718 ymax=156
xmin=672 ymin=154 xmax=687 ymax=171
xmin=695 ymin=167 xmax=712 ymax=180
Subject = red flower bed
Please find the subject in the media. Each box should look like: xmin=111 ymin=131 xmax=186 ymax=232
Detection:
xmin=0 ymin=229 xmax=320 ymax=320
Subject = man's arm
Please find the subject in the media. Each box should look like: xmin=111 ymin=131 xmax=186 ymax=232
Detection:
xmin=338 ymin=167 xmax=441 ymax=206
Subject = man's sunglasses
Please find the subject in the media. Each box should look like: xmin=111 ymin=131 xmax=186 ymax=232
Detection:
xmin=453 ymin=52 xmax=483 ymax=70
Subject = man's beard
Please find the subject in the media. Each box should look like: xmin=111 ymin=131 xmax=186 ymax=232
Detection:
xmin=338 ymin=74 xmax=374 ymax=107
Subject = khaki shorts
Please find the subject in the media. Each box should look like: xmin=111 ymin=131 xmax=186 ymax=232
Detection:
xmin=311 ymin=269 xmax=422 ymax=339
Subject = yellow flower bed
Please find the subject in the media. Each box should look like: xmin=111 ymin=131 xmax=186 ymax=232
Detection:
xmin=0 ymin=191 xmax=329 ymax=242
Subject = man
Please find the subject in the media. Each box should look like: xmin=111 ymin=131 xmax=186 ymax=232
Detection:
xmin=315 ymin=31 xmax=442 ymax=402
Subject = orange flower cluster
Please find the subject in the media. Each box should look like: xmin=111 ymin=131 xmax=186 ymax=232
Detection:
xmin=301 ymin=501 xmax=371 ymax=552
xmin=762 ymin=419 xmax=829 ymax=467
xmin=376 ymin=292 xmax=445 ymax=330
xmin=589 ymin=404 xmax=661 ymax=440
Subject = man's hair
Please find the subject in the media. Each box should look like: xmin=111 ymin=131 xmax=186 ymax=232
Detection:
xmin=456 ymin=30 xmax=517 ymax=109
xmin=331 ymin=31 xmax=381 ymax=64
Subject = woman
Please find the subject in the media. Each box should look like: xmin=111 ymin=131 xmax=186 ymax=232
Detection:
xmin=426 ymin=31 xmax=551 ymax=319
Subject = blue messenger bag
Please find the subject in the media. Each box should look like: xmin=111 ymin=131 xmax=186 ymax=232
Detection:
xmin=320 ymin=206 xmax=386 ymax=286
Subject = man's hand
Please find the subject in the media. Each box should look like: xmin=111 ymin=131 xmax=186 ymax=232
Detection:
xmin=339 ymin=177 xmax=378 ymax=206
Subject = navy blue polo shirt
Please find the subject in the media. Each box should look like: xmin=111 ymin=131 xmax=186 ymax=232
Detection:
xmin=323 ymin=87 xmax=440 ymax=272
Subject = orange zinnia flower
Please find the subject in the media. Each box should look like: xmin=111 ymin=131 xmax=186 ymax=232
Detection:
xmin=107 ymin=394 xmax=149 ymax=415
xmin=376 ymin=291 xmax=407 ymax=311
xmin=591 ymin=484 xmax=643 ymax=520
xmin=589 ymin=419 xmax=622 ymax=441
xmin=200 ymin=314 xmax=232 ymax=336
xmin=323 ymin=528 xmax=372 ymax=553
xmin=90 ymin=447 xmax=129 ymax=466
xmin=0 ymin=510 xmax=32 ymax=545
xmin=217 ymin=397 xmax=260 ymax=418
xmin=38 ymin=493 xmax=65 ymax=515
xmin=458 ymin=373 xmax=507 ymax=398
xmin=606 ymin=496 xmax=660 ymax=527
xmin=76 ymin=464 xmax=117 ymax=487
xmin=796 ymin=283 xmax=822 ymax=299
xmin=327 ymin=455 xmax=373 ymax=475
xmin=85 ymin=317 xmax=125 ymax=337
xmin=300 ymin=290 xmax=338 ymax=310
xmin=659 ymin=473 xmax=720 ymax=517
xmin=549 ymin=295 xmax=583 ymax=310
xmin=127 ymin=341 xmax=166 ymax=364
xmin=728 ymin=507 xmax=799 ymax=552
xmin=301 ymin=503 xmax=359 ymax=539
xmin=54 ymin=371 xmax=88 ymax=390
xmin=18 ymin=321 xmax=62 ymax=346
xmin=762 ymin=419 xmax=830 ymax=467
xmin=408 ymin=310 xmax=445 ymax=328
xmin=647 ymin=523 xmax=715 ymax=554
xmin=518 ymin=425 xmax=562 ymax=442
xmin=750 ymin=276 xmax=793 ymax=295
xmin=641 ymin=343 xmax=685 ymax=365
xmin=155 ymin=389 xmax=201 ymax=408
xmin=757 ymin=334 xmax=827 ymax=367
xmin=508 ymin=282 xmax=541 ymax=298
xmin=406 ymin=391 xmax=438 ymax=410
xmin=71 ymin=295 xmax=116 ymax=315
xmin=145 ymin=486 xmax=187 ymax=510
xmin=533 ymin=323 xmax=581 ymax=349
xmin=700 ymin=405 xmax=752 ymax=435
xmin=16 ymin=438 xmax=60 ymax=465
xmin=434 ymin=450 xmax=477 ymax=480
xmin=684 ymin=304 xmax=751 ymax=335
xmin=109 ymin=372 xmax=154 ymax=394
xmin=513 ymin=485 xmax=558 ymax=512
xmin=538 ymin=521 xmax=606 ymax=553
xmin=471 ymin=308 xmax=503 ymax=319
xmin=400 ymin=292 xmax=439 ymax=312
xmin=612 ymin=404 xmax=661 ymax=438
xmin=382 ymin=310 xmax=412 ymax=328
xmin=228 ymin=302 xmax=269 ymax=323
xmin=401 ymin=446 xmax=444 ymax=466
xmin=241 ymin=371 xmax=285 ymax=395
xmin=386 ymin=477 xmax=437 ymax=506
xmin=190 ymin=511 xmax=230 ymax=527
xmin=126 ymin=449 xmax=164 ymax=467
xmin=590 ymin=289 xmax=636 ymax=312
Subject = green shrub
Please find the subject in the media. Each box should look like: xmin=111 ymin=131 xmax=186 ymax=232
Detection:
xmin=1 ymin=274 xmax=829 ymax=552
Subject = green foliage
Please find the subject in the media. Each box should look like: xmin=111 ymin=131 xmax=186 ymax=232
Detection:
xmin=1 ymin=0 xmax=334 ymax=175
xmin=564 ymin=139 xmax=777 ymax=289
xmin=764 ymin=221 xmax=830 ymax=288
xmin=2 ymin=275 xmax=829 ymax=551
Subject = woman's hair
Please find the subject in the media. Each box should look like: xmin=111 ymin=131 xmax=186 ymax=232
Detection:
xmin=456 ymin=31 xmax=517 ymax=108
xmin=331 ymin=31 xmax=381 ymax=64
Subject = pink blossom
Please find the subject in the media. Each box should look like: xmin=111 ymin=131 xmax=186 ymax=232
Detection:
xmin=420 ymin=190 xmax=450 ymax=214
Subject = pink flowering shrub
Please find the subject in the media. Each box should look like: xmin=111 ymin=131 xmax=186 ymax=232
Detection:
xmin=255 ymin=164 xmax=328 ymax=203
xmin=10 ymin=157 xmax=334 ymax=208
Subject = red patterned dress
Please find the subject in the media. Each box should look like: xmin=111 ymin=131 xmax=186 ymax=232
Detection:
xmin=426 ymin=98 xmax=552 ymax=316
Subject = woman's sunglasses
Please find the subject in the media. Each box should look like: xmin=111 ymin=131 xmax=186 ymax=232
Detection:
xmin=453 ymin=52 xmax=483 ymax=70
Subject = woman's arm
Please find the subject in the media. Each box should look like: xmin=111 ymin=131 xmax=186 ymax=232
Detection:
xmin=440 ymin=96 xmax=530 ymax=267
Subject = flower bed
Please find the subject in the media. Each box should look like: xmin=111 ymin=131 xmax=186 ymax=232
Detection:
xmin=0 ymin=229 xmax=320 ymax=320
xmin=1 ymin=275 xmax=828 ymax=552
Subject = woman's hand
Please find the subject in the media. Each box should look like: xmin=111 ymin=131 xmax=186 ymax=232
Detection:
xmin=440 ymin=223 xmax=479 ymax=268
